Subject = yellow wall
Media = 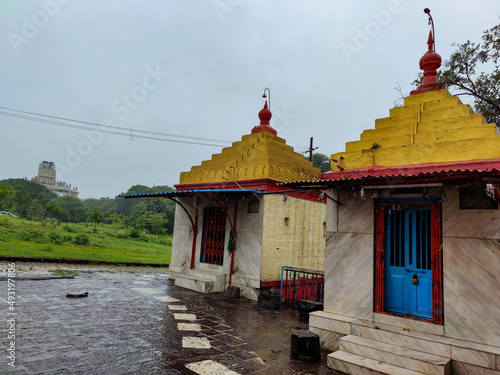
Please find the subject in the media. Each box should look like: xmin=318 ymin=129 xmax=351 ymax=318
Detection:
xmin=331 ymin=89 xmax=500 ymax=170
xmin=260 ymin=194 xmax=326 ymax=282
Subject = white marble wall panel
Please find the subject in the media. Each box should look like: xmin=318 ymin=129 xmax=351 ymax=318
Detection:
xmin=231 ymin=228 xmax=262 ymax=287
xmin=232 ymin=200 xmax=263 ymax=285
xmin=338 ymin=192 xmax=374 ymax=234
xmin=443 ymin=187 xmax=500 ymax=240
xmin=444 ymin=237 xmax=500 ymax=347
xmin=324 ymin=231 xmax=374 ymax=320
xmin=326 ymin=188 xmax=339 ymax=232
xmin=170 ymin=198 xmax=197 ymax=278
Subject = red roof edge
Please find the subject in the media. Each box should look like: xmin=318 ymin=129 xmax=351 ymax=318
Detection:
xmin=322 ymin=159 xmax=500 ymax=181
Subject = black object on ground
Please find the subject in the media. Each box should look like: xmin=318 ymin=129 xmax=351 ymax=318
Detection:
xmin=225 ymin=285 xmax=240 ymax=299
xmin=297 ymin=299 xmax=324 ymax=321
xmin=260 ymin=288 xmax=281 ymax=310
xmin=66 ymin=292 xmax=89 ymax=298
xmin=290 ymin=329 xmax=321 ymax=362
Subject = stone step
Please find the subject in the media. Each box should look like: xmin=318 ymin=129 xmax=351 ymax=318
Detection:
xmin=340 ymin=335 xmax=450 ymax=375
xmin=328 ymin=351 xmax=426 ymax=375
xmin=175 ymin=274 xmax=214 ymax=293
xmin=351 ymin=325 xmax=452 ymax=358
xmin=185 ymin=269 xmax=225 ymax=292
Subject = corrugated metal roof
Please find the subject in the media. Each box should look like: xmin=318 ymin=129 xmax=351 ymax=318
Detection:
xmin=280 ymin=159 xmax=500 ymax=187
xmin=117 ymin=189 xmax=264 ymax=199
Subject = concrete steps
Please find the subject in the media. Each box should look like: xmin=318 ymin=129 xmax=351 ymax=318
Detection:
xmin=310 ymin=312 xmax=454 ymax=375
xmin=328 ymin=351 xmax=426 ymax=375
xmin=338 ymin=335 xmax=450 ymax=375
xmin=175 ymin=274 xmax=214 ymax=293
xmin=174 ymin=268 xmax=226 ymax=294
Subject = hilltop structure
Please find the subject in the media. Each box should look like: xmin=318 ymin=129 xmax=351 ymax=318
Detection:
xmin=31 ymin=161 xmax=79 ymax=198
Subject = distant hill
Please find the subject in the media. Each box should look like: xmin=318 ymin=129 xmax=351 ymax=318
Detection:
xmin=1 ymin=178 xmax=57 ymax=201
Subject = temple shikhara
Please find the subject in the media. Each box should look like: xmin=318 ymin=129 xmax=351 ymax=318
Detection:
xmin=120 ymin=9 xmax=500 ymax=374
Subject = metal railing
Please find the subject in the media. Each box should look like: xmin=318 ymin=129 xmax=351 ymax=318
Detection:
xmin=280 ymin=266 xmax=325 ymax=304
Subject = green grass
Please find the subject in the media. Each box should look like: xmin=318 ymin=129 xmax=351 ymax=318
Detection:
xmin=0 ymin=216 xmax=171 ymax=265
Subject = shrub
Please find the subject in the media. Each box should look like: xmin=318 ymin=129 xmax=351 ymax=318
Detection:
xmin=158 ymin=236 xmax=173 ymax=246
xmin=20 ymin=227 xmax=46 ymax=243
xmin=0 ymin=217 xmax=10 ymax=227
xmin=138 ymin=234 xmax=150 ymax=242
xmin=74 ymin=233 xmax=89 ymax=245
xmin=48 ymin=232 xmax=63 ymax=244
xmin=62 ymin=234 xmax=73 ymax=243
xmin=63 ymin=225 xmax=77 ymax=233
xmin=128 ymin=227 xmax=141 ymax=239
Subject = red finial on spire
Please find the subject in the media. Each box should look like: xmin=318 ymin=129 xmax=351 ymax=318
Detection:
xmin=251 ymin=100 xmax=277 ymax=135
xmin=410 ymin=8 xmax=444 ymax=95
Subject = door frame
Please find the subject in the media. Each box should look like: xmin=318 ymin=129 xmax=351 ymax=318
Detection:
xmin=374 ymin=198 xmax=443 ymax=325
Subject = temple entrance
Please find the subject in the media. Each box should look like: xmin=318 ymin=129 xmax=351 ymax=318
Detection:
xmin=200 ymin=207 xmax=226 ymax=265
xmin=375 ymin=199 xmax=443 ymax=324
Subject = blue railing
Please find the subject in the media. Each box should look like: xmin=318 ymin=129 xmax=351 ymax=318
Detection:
xmin=280 ymin=266 xmax=324 ymax=304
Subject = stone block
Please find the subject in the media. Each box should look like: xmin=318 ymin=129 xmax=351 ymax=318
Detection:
xmin=290 ymin=329 xmax=321 ymax=362
xmin=225 ymin=285 xmax=240 ymax=299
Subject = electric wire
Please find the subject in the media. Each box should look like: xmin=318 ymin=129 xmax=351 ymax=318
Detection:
xmin=0 ymin=106 xmax=311 ymax=150
xmin=0 ymin=106 xmax=232 ymax=145
xmin=0 ymin=111 xmax=229 ymax=147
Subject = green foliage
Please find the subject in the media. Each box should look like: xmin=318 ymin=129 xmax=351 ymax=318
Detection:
xmin=20 ymin=227 xmax=45 ymax=242
xmin=74 ymin=233 xmax=90 ymax=245
xmin=0 ymin=217 xmax=171 ymax=264
xmin=53 ymin=195 xmax=87 ymax=223
xmin=0 ymin=183 xmax=14 ymax=208
xmin=63 ymin=225 xmax=77 ymax=233
xmin=87 ymin=207 xmax=106 ymax=233
xmin=371 ymin=142 xmax=382 ymax=149
xmin=306 ymin=153 xmax=331 ymax=173
xmin=413 ymin=21 xmax=500 ymax=126
xmin=45 ymin=201 xmax=66 ymax=221
xmin=48 ymin=231 xmax=63 ymax=244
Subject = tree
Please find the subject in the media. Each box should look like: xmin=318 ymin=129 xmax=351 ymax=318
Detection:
xmin=54 ymin=195 xmax=87 ymax=222
xmin=306 ymin=153 xmax=331 ymax=173
xmin=45 ymin=201 xmax=66 ymax=221
xmin=0 ymin=183 xmax=14 ymax=209
xmin=87 ymin=207 xmax=106 ymax=233
xmin=413 ymin=21 xmax=500 ymax=126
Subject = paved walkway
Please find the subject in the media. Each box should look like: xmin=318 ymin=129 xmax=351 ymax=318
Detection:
xmin=0 ymin=262 xmax=339 ymax=374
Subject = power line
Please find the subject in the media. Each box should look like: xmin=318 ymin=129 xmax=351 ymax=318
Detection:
xmin=0 ymin=106 xmax=232 ymax=145
xmin=0 ymin=111 xmax=230 ymax=147
xmin=0 ymin=106 xmax=310 ymax=150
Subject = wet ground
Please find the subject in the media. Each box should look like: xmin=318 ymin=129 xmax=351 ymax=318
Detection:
xmin=0 ymin=262 xmax=341 ymax=374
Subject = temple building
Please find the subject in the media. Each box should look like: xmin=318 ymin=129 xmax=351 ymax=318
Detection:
xmin=283 ymin=14 xmax=500 ymax=375
xmin=120 ymin=101 xmax=327 ymax=300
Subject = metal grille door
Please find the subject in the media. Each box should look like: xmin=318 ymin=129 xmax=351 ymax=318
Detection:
xmin=384 ymin=205 xmax=433 ymax=320
xmin=200 ymin=207 xmax=226 ymax=265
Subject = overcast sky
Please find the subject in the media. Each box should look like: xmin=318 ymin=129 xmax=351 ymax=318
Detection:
xmin=1 ymin=1 xmax=498 ymax=199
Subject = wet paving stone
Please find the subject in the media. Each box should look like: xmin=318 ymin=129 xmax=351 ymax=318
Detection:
xmin=0 ymin=262 xmax=342 ymax=374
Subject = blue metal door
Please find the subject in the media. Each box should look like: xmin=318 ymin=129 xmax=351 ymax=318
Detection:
xmin=384 ymin=204 xmax=432 ymax=320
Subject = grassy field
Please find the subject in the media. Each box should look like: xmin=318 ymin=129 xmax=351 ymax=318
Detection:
xmin=0 ymin=216 xmax=171 ymax=264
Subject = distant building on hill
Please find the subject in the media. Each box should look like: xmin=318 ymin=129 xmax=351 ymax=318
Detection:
xmin=31 ymin=161 xmax=79 ymax=198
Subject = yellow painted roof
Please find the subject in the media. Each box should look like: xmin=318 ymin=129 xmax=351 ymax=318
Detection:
xmin=331 ymin=89 xmax=500 ymax=171
xmin=179 ymin=120 xmax=320 ymax=185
